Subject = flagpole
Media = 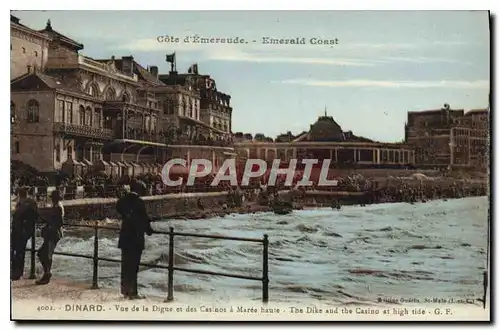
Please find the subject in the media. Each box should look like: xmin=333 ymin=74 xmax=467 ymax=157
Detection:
xmin=174 ymin=51 xmax=177 ymax=72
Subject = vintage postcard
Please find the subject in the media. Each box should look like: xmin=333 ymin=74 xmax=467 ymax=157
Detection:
xmin=9 ymin=10 xmax=490 ymax=321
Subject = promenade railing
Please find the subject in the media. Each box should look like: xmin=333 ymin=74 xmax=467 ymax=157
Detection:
xmin=26 ymin=222 xmax=270 ymax=303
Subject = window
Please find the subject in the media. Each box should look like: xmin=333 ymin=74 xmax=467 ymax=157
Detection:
xmin=106 ymin=88 xmax=115 ymax=100
xmin=27 ymin=99 xmax=40 ymax=123
xmin=65 ymin=102 xmax=73 ymax=124
xmin=79 ymin=105 xmax=85 ymax=125
xmin=55 ymin=145 xmax=60 ymax=162
xmin=11 ymin=101 xmax=16 ymax=124
xmin=67 ymin=146 xmax=73 ymax=159
xmin=85 ymin=107 xmax=92 ymax=126
xmin=122 ymin=93 xmax=130 ymax=103
xmin=164 ymin=100 xmax=174 ymax=115
xmin=57 ymin=100 xmax=65 ymax=122
xmin=34 ymin=51 xmax=38 ymax=57
xmin=88 ymin=84 xmax=99 ymax=98
xmin=94 ymin=109 xmax=101 ymax=128
xmin=22 ymin=47 xmax=26 ymax=53
xmin=14 ymin=142 xmax=20 ymax=154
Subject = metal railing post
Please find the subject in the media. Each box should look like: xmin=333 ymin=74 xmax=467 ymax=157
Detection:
xmin=29 ymin=220 xmax=36 ymax=279
xmin=91 ymin=220 xmax=99 ymax=289
xmin=483 ymin=271 xmax=488 ymax=309
xmin=262 ymin=234 xmax=269 ymax=303
xmin=166 ymin=227 xmax=175 ymax=302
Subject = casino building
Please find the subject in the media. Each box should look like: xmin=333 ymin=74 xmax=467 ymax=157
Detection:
xmin=10 ymin=16 xmax=236 ymax=177
xmin=234 ymin=112 xmax=415 ymax=168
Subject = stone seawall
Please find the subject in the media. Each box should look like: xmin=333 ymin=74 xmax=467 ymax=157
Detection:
xmin=41 ymin=192 xmax=230 ymax=222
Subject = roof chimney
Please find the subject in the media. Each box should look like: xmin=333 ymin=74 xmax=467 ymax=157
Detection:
xmin=121 ymin=56 xmax=134 ymax=75
xmin=149 ymin=65 xmax=158 ymax=79
xmin=46 ymin=19 xmax=52 ymax=31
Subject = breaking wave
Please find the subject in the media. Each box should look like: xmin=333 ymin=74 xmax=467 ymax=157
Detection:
xmin=33 ymin=197 xmax=488 ymax=305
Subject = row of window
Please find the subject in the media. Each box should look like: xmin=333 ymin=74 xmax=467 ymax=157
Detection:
xmin=87 ymin=84 xmax=131 ymax=102
xmin=11 ymin=100 xmax=39 ymax=123
xmin=11 ymin=44 xmax=38 ymax=57
xmin=212 ymin=117 xmax=230 ymax=131
xmin=57 ymin=100 xmax=103 ymax=128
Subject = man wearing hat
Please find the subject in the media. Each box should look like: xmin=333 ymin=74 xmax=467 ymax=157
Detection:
xmin=36 ymin=189 xmax=64 ymax=285
xmin=11 ymin=187 xmax=39 ymax=280
xmin=116 ymin=180 xmax=153 ymax=299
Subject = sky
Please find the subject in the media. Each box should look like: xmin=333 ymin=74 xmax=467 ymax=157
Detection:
xmin=12 ymin=10 xmax=490 ymax=142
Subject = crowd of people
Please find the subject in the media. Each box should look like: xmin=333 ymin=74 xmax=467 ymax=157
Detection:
xmin=11 ymin=166 xmax=487 ymax=209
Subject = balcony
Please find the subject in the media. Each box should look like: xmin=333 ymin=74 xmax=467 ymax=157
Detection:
xmin=78 ymin=56 xmax=138 ymax=82
xmin=53 ymin=122 xmax=114 ymax=140
xmin=118 ymin=128 xmax=159 ymax=143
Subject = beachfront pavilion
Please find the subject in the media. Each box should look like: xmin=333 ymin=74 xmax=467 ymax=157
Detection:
xmin=233 ymin=141 xmax=416 ymax=168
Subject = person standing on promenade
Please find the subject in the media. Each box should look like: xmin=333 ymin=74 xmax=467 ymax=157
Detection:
xmin=36 ymin=190 xmax=64 ymax=285
xmin=116 ymin=181 xmax=154 ymax=300
xmin=11 ymin=187 xmax=39 ymax=280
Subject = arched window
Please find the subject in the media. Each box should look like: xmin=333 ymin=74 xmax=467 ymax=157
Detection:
xmin=26 ymin=99 xmax=39 ymax=123
xmin=11 ymin=101 xmax=16 ymax=124
xmin=85 ymin=107 xmax=93 ymax=126
xmin=88 ymin=84 xmax=99 ymax=98
xmin=106 ymin=88 xmax=116 ymax=100
xmin=122 ymin=93 xmax=130 ymax=103
xmin=79 ymin=105 xmax=85 ymax=125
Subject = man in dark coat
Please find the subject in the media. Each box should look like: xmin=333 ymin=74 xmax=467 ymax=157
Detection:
xmin=36 ymin=190 xmax=64 ymax=285
xmin=11 ymin=187 xmax=39 ymax=280
xmin=116 ymin=181 xmax=154 ymax=299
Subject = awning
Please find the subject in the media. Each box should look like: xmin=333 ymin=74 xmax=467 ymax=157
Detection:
xmin=223 ymin=151 xmax=237 ymax=156
xmin=108 ymin=161 xmax=118 ymax=167
xmin=97 ymin=159 xmax=110 ymax=166
xmin=82 ymin=159 xmax=93 ymax=166
xmin=65 ymin=159 xmax=83 ymax=166
xmin=114 ymin=139 xmax=167 ymax=147
xmin=131 ymin=162 xmax=141 ymax=167
xmin=116 ymin=161 xmax=126 ymax=167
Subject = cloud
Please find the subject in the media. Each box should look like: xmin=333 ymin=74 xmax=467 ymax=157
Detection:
xmin=278 ymin=79 xmax=490 ymax=89
xmin=207 ymin=49 xmax=374 ymax=66
xmin=118 ymin=38 xmax=377 ymax=66
xmin=376 ymin=56 xmax=472 ymax=65
xmin=116 ymin=38 xmax=479 ymax=67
